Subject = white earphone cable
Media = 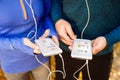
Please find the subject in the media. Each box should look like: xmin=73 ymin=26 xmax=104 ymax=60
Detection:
xmin=25 ymin=0 xmax=66 ymax=80
xmin=25 ymin=0 xmax=37 ymax=40
xmin=73 ymin=0 xmax=91 ymax=80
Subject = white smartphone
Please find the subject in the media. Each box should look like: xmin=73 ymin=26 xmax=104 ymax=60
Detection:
xmin=35 ymin=38 xmax=63 ymax=56
xmin=71 ymin=39 xmax=92 ymax=60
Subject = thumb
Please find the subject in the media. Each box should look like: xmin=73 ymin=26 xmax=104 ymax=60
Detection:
xmin=39 ymin=29 xmax=50 ymax=39
xmin=23 ymin=38 xmax=36 ymax=49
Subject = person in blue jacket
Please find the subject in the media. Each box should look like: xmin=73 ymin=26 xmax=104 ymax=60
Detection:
xmin=51 ymin=0 xmax=120 ymax=80
xmin=0 ymin=0 xmax=58 ymax=80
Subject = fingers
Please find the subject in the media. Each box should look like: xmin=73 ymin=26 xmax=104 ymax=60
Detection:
xmin=23 ymin=38 xmax=36 ymax=49
xmin=52 ymin=35 xmax=59 ymax=46
xmin=92 ymin=36 xmax=107 ymax=55
xmin=33 ymin=46 xmax=41 ymax=54
xmin=92 ymin=40 xmax=99 ymax=54
xmin=55 ymin=19 xmax=76 ymax=46
xmin=23 ymin=38 xmax=41 ymax=54
xmin=66 ymin=25 xmax=76 ymax=40
xmin=68 ymin=45 xmax=72 ymax=51
xmin=39 ymin=29 xmax=50 ymax=39
xmin=60 ymin=33 xmax=74 ymax=46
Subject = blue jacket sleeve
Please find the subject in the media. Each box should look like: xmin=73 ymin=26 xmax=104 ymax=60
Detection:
xmin=104 ymin=25 xmax=120 ymax=46
xmin=43 ymin=17 xmax=58 ymax=37
xmin=42 ymin=0 xmax=58 ymax=37
xmin=51 ymin=0 xmax=63 ymax=23
xmin=0 ymin=37 xmax=34 ymax=55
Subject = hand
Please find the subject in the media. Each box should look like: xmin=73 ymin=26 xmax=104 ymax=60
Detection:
xmin=39 ymin=29 xmax=59 ymax=46
xmin=55 ymin=19 xmax=76 ymax=50
xmin=23 ymin=29 xmax=50 ymax=54
xmin=92 ymin=36 xmax=107 ymax=55
xmin=23 ymin=38 xmax=40 ymax=54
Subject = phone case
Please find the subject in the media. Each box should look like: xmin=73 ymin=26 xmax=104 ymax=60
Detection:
xmin=35 ymin=38 xmax=63 ymax=56
xmin=71 ymin=39 xmax=92 ymax=60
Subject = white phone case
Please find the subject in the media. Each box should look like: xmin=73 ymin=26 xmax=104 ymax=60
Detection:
xmin=35 ymin=38 xmax=63 ymax=56
xmin=71 ymin=39 xmax=92 ymax=60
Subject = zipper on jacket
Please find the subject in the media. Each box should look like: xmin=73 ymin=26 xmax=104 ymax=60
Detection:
xmin=20 ymin=0 xmax=27 ymax=20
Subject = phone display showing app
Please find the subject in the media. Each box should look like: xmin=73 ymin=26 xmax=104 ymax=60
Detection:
xmin=35 ymin=38 xmax=63 ymax=56
xmin=71 ymin=39 xmax=92 ymax=60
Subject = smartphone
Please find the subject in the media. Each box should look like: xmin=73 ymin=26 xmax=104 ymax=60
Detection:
xmin=35 ymin=38 xmax=63 ymax=56
xmin=71 ymin=39 xmax=92 ymax=60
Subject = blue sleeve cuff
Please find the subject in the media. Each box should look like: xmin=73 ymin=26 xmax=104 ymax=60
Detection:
xmin=104 ymin=25 xmax=120 ymax=46
xmin=12 ymin=38 xmax=34 ymax=56
xmin=43 ymin=16 xmax=58 ymax=37
xmin=0 ymin=37 xmax=34 ymax=56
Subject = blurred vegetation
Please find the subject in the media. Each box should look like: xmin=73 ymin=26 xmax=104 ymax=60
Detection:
xmin=109 ymin=42 xmax=120 ymax=80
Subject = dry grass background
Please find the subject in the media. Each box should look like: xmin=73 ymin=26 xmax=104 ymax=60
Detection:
xmin=109 ymin=42 xmax=120 ymax=80
xmin=0 ymin=42 xmax=120 ymax=80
